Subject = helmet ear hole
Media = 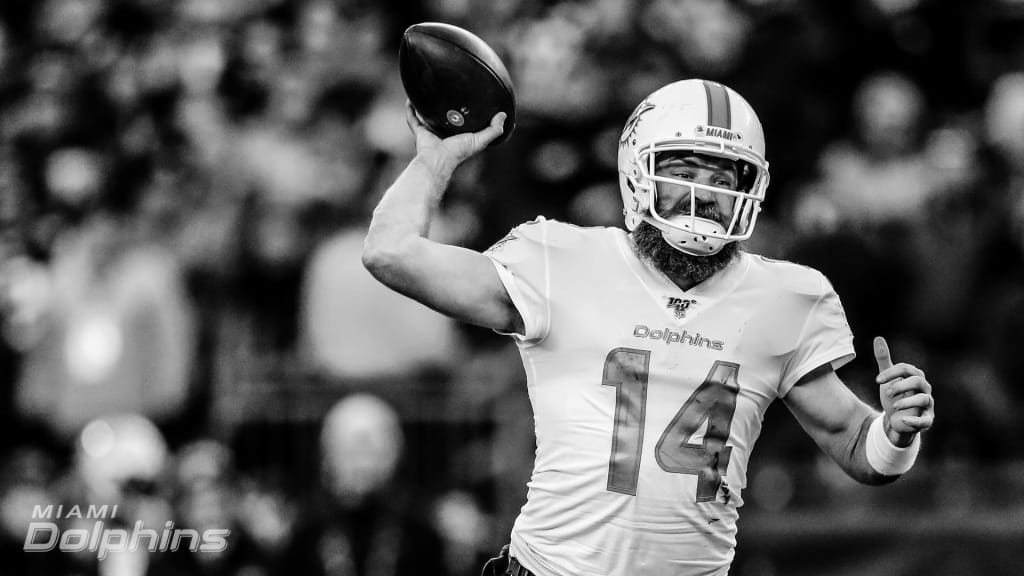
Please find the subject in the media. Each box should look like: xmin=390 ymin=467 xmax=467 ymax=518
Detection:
xmin=738 ymin=162 xmax=757 ymax=193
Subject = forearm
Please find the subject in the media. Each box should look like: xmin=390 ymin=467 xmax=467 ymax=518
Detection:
xmin=786 ymin=367 xmax=921 ymax=486
xmin=836 ymin=412 xmax=903 ymax=486
xmin=360 ymin=153 xmax=520 ymax=332
xmin=364 ymin=104 xmax=505 ymax=275
xmin=364 ymin=155 xmax=455 ymax=260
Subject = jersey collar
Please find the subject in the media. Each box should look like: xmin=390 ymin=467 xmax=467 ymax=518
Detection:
xmin=614 ymin=230 xmax=750 ymax=322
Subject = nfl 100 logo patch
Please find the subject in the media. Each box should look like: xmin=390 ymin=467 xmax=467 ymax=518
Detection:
xmin=667 ymin=297 xmax=696 ymax=319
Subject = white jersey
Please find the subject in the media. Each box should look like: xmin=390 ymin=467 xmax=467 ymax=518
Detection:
xmin=484 ymin=218 xmax=855 ymax=576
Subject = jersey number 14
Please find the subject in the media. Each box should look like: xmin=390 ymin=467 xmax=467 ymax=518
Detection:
xmin=603 ymin=347 xmax=739 ymax=503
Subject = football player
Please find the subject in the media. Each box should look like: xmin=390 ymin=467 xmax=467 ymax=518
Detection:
xmin=362 ymin=79 xmax=935 ymax=576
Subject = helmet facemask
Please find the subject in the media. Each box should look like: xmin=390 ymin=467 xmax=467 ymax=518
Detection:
xmin=630 ymin=141 xmax=768 ymax=256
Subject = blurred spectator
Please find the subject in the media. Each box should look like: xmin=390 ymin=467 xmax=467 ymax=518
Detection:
xmin=640 ymin=0 xmax=752 ymax=78
xmin=299 ymin=220 xmax=466 ymax=381
xmin=566 ymin=182 xmax=623 ymax=228
xmin=505 ymin=2 xmax=613 ymax=121
xmin=13 ymin=211 xmax=195 ymax=440
xmin=793 ymin=71 xmax=937 ymax=230
xmin=282 ymin=393 xmax=446 ymax=576
xmin=235 ymin=476 xmax=297 ymax=571
xmin=157 ymin=439 xmax=281 ymax=576
xmin=73 ymin=414 xmax=168 ymax=505
xmin=0 ymin=446 xmax=65 ymax=576
xmin=60 ymin=413 xmax=175 ymax=576
xmin=432 ymin=490 xmax=491 ymax=576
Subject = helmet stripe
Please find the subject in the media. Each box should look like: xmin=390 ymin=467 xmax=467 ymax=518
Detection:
xmin=702 ymin=81 xmax=731 ymax=129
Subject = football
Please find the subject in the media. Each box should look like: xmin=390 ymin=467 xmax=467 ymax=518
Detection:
xmin=399 ymin=22 xmax=516 ymax=146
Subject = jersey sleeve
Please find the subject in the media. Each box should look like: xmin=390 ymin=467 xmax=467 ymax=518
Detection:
xmin=779 ymin=275 xmax=856 ymax=397
xmin=483 ymin=217 xmax=551 ymax=346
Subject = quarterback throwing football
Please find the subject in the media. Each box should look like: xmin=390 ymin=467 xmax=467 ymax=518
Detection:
xmin=363 ymin=80 xmax=935 ymax=576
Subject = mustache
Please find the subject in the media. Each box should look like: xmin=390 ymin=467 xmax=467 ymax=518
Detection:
xmin=696 ymin=204 xmax=720 ymax=220
xmin=664 ymin=202 xmax=724 ymax=224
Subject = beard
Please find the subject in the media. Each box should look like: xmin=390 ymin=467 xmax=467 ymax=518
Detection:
xmin=631 ymin=220 xmax=739 ymax=287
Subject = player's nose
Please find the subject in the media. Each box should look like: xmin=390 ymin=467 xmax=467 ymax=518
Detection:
xmin=685 ymin=181 xmax=717 ymax=206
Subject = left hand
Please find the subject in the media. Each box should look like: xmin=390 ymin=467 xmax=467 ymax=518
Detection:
xmin=873 ymin=336 xmax=935 ymax=447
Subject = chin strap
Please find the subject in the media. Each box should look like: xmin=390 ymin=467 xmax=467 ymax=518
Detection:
xmin=652 ymin=215 xmax=729 ymax=256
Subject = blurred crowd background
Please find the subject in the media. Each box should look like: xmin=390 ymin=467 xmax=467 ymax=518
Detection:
xmin=1 ymin=0 xmax=1023 ymax=575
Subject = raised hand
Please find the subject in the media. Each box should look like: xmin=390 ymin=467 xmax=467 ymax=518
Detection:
xmin=405 ymin=101 xmax=506 ymax=178
xmin=874 ymin=336 xmax=935 ymax=447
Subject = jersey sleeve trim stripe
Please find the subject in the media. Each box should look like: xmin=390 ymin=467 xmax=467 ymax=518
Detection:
xmin=779 ymin=347 xmax=856 ymax=397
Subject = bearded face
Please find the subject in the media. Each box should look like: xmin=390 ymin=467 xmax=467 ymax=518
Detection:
xmin=631 ymin=153 xmax=743 ymax=285
xmin=631 ymin=220 xmax=739 ymax=286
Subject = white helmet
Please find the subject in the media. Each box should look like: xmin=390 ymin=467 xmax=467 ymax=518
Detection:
xmin=617 ymin=79 xmax=770 ymax=256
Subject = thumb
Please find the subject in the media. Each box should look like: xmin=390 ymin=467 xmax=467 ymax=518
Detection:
xmin=873 ymin=336 xmax=893 ymax=373
xmin=477 ymin=112 xmax=507 ymax=146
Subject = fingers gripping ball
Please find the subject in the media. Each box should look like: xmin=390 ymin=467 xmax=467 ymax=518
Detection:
xmin=399 ymin=22 xmax=516 ymax=145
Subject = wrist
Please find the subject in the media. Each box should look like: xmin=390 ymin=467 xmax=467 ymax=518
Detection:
xmin=411 ymin=153 xmax=457 ymax=189
xmin=866 ymin=414 xmax=920 ymax=476
xmin=883 ymin=413 xmax=917 ymax=448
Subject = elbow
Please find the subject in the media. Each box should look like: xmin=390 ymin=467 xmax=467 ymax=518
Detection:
xmin=361 ymin=241 xmax=387 ymax=276
xmin=361 ymin=241 xmax=392 ymax=281
xmin=361 ymin=235 xmax=412 ymax=284
xmin=851 ymin=469 xmax=903 ymax=487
